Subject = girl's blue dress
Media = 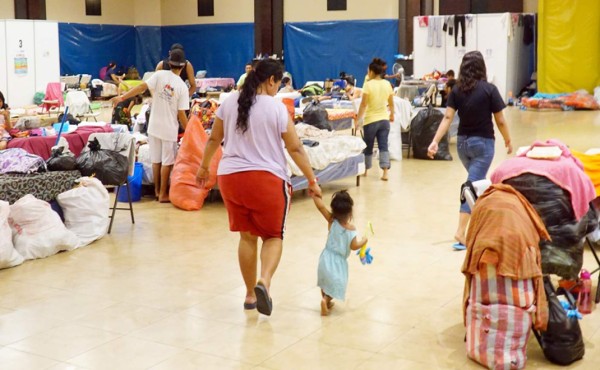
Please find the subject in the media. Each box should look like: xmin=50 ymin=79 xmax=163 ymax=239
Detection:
xmin=317 ymin=219 xmax=357 ymax=300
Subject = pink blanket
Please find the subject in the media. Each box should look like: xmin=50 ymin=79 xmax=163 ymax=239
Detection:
xmin=8 ymin=125 xmax=113 ymax=160
xmin=491 ymin=139 xmax=596 ymax=220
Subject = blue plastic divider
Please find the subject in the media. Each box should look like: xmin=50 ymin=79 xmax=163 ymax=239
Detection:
xmin=59 ymin=22 xmax=253 ymax=81
xmin=59 ymin=23 xmax=137 ymax=78
xmin=135 ymin=26 xmax=162 ymax=75
xmin=284 ymin=19 xmax=398 ymax=87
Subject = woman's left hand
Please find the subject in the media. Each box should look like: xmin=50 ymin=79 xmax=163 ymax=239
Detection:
xmin=196 ymin=166 xmax=209 ymax=188
xmin=505 ymin=141 xmax=513 ymax=155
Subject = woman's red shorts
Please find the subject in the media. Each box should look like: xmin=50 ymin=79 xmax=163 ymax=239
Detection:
xmin=218 ymin=171 xmax=292 ymax=240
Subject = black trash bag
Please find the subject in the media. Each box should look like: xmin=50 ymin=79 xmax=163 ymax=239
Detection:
xmin=534 ymin=277 xmax=584 ymax=366
xmin=46 ymin=147 xmax=77 ymax=171
xmin=504 ymin=174 xmax=597 ymax=279
xmin=57 ymin=113 xmax=80 ymax=126
xmin=303 ymin=101 xmax=330 ymax=131
xmin=76 ymin=138 xmax=128 ymax=185
xmin=410 ymin=106 xmax=452 ymax=160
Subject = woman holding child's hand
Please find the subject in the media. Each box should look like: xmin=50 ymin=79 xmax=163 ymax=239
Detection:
xmin=197 ymin=59 xmax=320 ymax=316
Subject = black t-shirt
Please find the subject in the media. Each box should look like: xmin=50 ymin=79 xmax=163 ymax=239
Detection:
xmin=447 ymin=80 xmax=506 ymax=139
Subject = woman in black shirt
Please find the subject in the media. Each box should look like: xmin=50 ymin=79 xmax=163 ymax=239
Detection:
xmin=427 ymin=51 xmax=513 ymax=249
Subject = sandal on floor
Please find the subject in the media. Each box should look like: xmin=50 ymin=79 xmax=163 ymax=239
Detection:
xmin=254 ymin=281 xmax=273 ymax=316
xmin=452 ymin=242 xmax=466 ymax=251
xmin=243 ymin=301 xmax=257 ymax=310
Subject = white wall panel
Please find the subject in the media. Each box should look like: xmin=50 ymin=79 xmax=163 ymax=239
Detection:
xmin=476 ymin=14 xmax=508 ymax=100
xmin=0 ymin=21 xmax=7 ymax=98
xmin=5 ymin=20 xmax=36 ymax=107
xmin=413 ymin=17 xmax=446 ymax=78
xmin=34 ymin=21 xmax=60 ymax=92
xmin=444 ymin=15 xmax=478 ymax=75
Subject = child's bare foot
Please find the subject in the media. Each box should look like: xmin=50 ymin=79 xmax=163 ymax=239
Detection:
xmin=320 ymin=298 xmax=329 ymax=316
xmin=159 ymin=195 xmax=170 ymax=203
xmin=327 ymin=300 xmax=334 ymax=309
xmin=362 ymin=170 xmax=368 ymax=177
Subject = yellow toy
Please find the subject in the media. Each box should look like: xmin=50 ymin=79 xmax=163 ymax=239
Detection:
xmin=357 ymin=221 xmax=374 ymax=265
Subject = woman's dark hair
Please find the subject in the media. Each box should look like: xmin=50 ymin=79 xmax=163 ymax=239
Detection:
xmin=237 ymin=59 xmax=283 ymax=133
xmin=368 ymin=58 xmax=386 ymax=77
xmin=281 ymin=76 xmax=290 ymax=84
xmin=457 ymin=51 xmax=487 ymax=93
xmin=345 ymin=77 xmax=355 ymax=87
xmin=0 ymin=91 xmax=8 ymax=109
xmin=446 ymin=79 xmax=457 ymax=90
xmin=330 ymin=190 xmax=353 ymax=223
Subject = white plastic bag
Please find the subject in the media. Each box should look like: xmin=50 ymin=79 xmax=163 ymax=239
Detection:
xmin=57 ymin=177 xmax=109 ymax=247
xmin=9 ymin=195 xmax=80 ymax=260
xmin=0 ymin=201 xmax=24 ymax=269
xmin=137 ymin=144 xmax=154 ymax=184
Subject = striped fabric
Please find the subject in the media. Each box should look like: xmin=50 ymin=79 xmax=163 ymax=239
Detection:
xmin=466 ymin=264 xmax=535 ymax=370
xmin=472 ymin=264 xmax=536 ymax=309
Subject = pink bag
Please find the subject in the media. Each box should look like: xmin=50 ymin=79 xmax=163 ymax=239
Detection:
xmin=466 ymin=302 xmax=532 ymax=370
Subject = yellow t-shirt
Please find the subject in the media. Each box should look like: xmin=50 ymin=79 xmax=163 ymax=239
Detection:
xmin=363 ymin=79 xmax=393 ymax=125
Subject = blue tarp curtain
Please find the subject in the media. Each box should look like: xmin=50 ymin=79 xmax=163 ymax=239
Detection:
xmin=161 ymin=23 xmax=254 ymax=82
xmin=59 ymin=22 xmax=254 ymax=81
xmin=59 ymin=23 xmax=138 ymax=78
xmin=284 ymin=19 xmax=398 ymax=87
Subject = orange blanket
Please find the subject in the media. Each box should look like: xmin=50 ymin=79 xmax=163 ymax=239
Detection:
xmin=462 ymin=184 xmax=550 ymax=331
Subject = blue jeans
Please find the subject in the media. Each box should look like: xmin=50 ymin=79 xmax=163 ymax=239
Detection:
xmin=362 ymin=120 xmax=390 ymax=170
xmin=457 ymin=135 xmax=494 ymax=213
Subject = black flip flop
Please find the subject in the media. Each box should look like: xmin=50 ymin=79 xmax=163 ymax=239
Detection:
xmin=243 ymin=301 xmax=257 ymax=310
xmin=254 ymin=282 xmax=272 ymax=316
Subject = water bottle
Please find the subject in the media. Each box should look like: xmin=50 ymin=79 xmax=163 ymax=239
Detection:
xmin=435 ymin=92 xmax=442 ymax=107
xmin=577 ymin=269 xmax=593 ymax=314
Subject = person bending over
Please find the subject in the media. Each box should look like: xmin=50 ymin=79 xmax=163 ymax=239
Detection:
xmin=114 ymin=49 xmax=190 ymax=203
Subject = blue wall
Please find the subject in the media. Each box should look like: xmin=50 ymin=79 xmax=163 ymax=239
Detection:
xmin=59 ymin=22 xmax=254 ymax=81
xmin=284 ymin=19 xmax=398 ymax=87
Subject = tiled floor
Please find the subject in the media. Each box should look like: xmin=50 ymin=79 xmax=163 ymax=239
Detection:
xmin=2 ymin=107 xmax=600 ymax=369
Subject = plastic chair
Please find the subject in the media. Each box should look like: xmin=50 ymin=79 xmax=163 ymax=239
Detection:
xmin=83 ymin=132 xmax=136 ymax=233
xmin=41 ymin=82 xmax=64 ymax=115
xmin=65 ymin=90 xmax=100 ymax=122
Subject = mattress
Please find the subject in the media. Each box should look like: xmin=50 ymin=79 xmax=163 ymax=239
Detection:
xmin=291 ymin=154 xmax=364 ymax=191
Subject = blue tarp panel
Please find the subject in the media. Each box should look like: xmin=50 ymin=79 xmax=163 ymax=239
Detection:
xmin=284 ymin=20 xmax=398 ymax=87
xmin=59 ymin=23 xmax=136 ymax=78
xmin=161 ymin=23 xmax=254 ymax=80
xmin=135 ymin=26 xmax=162 ymax=76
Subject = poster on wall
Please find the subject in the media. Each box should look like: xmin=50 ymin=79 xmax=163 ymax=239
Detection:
xmin=14 ymin=48 xmax=28 ymax=76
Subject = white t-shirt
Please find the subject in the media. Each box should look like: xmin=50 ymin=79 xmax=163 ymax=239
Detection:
xmin=146 ymin=70 xmax=189 ymax=142
xmin=216 ymin=92 xmax=289 ymax=181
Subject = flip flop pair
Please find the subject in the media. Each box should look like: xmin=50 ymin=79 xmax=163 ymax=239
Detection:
xmin=254 ymin=280 xmax=273 ymax=316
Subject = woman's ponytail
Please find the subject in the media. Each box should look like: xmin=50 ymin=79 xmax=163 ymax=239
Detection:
xmin=237 ymin=70 xmax=259 ymax=133
xmin=236 ymin=60 xmax=283 ymax=133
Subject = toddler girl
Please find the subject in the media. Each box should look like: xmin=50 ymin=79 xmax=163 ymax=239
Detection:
xmin=312 ymin=190 xmax=368 ymax=316
xmin=0 ymin=91 xmax=12 ymax=150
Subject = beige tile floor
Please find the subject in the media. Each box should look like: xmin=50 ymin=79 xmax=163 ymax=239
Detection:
xmin=2 ymin=107 xmax=600 ymax=369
